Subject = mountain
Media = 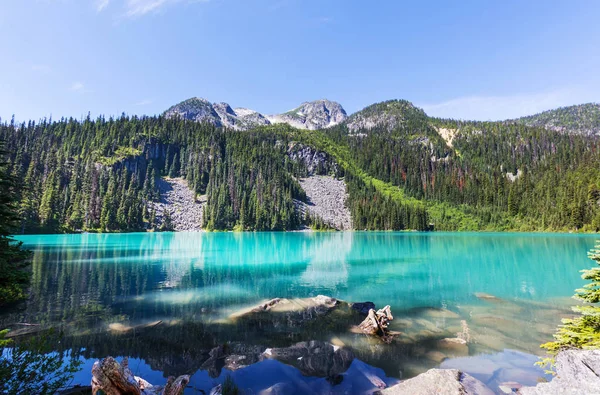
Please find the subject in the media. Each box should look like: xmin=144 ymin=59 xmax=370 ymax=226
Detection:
xmin=266 ymin=99 xmax=347 ymax=130
xmin=164 ymin=97 xmax=222 ymax=126
xmin=3 ymin=97 xmax=600 ymax=234
xmin=164 ymin=98 xmax=347 ymax=131
xmin=514 ymin=103 xmax=600 ymax=135
xmin=344 ymin=99 xmax=428 ymax=132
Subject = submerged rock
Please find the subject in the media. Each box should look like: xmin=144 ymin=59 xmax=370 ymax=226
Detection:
xmin=474 ymin=292 xmax=502 ymax=302
xmin=378 ymin=369 xmax=494 ymax=395
xmin=518 ymin=349 xmax=600 ymax=395
xmin=230 ymin=295 xmax=340 ymax=326
xmin=262 ymin=340 xmax=355 ymax=379
xmin=438 ymin=337 xmax=469 ymax=356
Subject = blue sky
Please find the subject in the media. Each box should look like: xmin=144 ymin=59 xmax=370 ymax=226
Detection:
xmin=1 ymin=0 xmax=599 ymax=122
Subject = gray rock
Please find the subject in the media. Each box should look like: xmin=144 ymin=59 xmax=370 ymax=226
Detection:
xmin=518 ymin=349 xmax=600 ymax=395
xmin=287 ymin=142 xmax=339 ymax=176
xmin=165 ymin=97 xmax=347 ymax=131
xmin=296 ymin=175 xmax=352 ymax=230
xmin=378 ymin=369 xmax=494 ymax=395
xmin=164 ymin=97 xmax=222 ymax=126
xmin=263 ymin=340 xmax=355 ymax=378
xmin=148 ymin=177 xmax=204 ymax=232
xmin=229 ymin=295 xmax=340 ymax=328
xmin=267 ymin=99 xmax=348 ymax=130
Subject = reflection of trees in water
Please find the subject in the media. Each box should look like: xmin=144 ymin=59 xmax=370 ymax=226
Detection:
xmin=1 ymin=233 xmax=596 ymax=384
xmin=1 ymin=233 xmax=362 ymax=329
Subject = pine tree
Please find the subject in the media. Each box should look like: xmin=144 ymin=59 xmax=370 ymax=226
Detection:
xmin=540 ymin=242 xmax=600 ymax=369
xmin=0 ymin=139 xmax=31 ymax=305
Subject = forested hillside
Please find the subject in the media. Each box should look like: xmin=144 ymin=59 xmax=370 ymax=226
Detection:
xmin=2 ymin=98 xmax=600 ymax=234
xmin=515 ymin=103 xmax=600 ymax=136
xmin=326 ymin=100 xmax=600 ymax=231
xmin=0 ymin=114 xmax=427 ymax=233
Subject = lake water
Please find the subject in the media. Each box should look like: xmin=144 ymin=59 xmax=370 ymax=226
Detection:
xmin=2 ymin=232 xmax=597 ymax=394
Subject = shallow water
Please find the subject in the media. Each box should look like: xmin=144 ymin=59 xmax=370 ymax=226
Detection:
xmin=2 ymin=232 xmax=597 ymax=393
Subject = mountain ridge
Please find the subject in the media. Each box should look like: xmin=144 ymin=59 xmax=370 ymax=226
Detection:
xmin=165 ymin=97 xmax=600 ymax=136
xmin=164 ymin=97 xmax=347 ymax=131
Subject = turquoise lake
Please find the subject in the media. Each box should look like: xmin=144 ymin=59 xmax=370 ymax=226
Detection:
xmin=2 ymin=232 xmax=598 ymax=394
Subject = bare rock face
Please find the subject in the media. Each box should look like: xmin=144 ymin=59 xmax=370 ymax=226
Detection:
xmin=287 ymin=142 xmax=339 ymax=176
xmin=518 ymin=349 xmax=600 ymax=395
xmin=165 ymin=97 xmax=347 ymax=130
xmin=345 ymin=99 xmax=428 ymax=133
xmin=267 ymin=99 xmax=348 ymax=130
xmin=378 ymin=369 xmax=494 ymax=395
xmin=164 ymin=97 xmax=222 ymax=127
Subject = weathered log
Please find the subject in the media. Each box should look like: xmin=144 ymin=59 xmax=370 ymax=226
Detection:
xmin=358 ymin=305 xmax=395 ymax=342
xmin=91 ymin=357 xmax=189 ymax=395
xmin=91 ymin=357 xmax=140 ymax=395
xmin=163 ymin=375 xmax=190 ymax=395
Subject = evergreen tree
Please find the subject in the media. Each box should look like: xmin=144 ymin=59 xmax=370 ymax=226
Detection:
xmin=540 ymin=242 xmax=600 ymax=370
xmin=0 ymin=140 xmax=31 ymax=305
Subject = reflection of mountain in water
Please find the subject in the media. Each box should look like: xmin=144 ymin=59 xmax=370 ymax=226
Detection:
xmin=300 ymin=232 xmax=353 ymax=292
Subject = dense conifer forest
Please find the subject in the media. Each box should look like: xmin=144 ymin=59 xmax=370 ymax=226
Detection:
xmin=1 ymin=99 xmax=600 ymax=233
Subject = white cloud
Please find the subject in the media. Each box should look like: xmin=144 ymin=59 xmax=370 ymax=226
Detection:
xmin=70 ymin=82 xmax=85 ymax=92
xmin=135 ymin=99 xmax=153 ymax=106
xmin=420 ymin=86 xmax=600 ymax=121
xmin=96 ymin=0 xmax=110 ymax=12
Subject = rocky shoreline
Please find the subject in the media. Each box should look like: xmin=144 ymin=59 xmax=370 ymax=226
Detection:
xmin=72 ymin=294 xmax=599 ymax=394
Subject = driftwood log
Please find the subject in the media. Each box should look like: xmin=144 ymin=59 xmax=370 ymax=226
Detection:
xmin=91 ymin=357 xmax=189 ymax=395
xmin=358 ymin=305 xmax=395 ymax=343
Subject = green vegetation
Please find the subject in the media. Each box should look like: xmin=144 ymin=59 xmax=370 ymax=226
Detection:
xmin=2 ymin=98 xmax=600 ymax=234
xmin=0 ymin=139 xmax=31 ymax=305
xmin=0 ymin=330 xmax=82 ymax=394
xmin=517 ymin=103 xmax=600 ymax=135
xmin=539 ymin=242 xmax=600 ymax=370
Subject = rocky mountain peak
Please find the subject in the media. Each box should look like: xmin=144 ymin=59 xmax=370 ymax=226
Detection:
xmin=164 ymin=97 xmax=222 ymax=126
xmin=164 ymin=97 xmax=347 ymax=131
xmin=345 ymin=99 xmax=428 ymax=132
xmin=267 ymin=99 xmax=348 ymax=130
xmin=514 ymin=103 xmax=600 ymax=135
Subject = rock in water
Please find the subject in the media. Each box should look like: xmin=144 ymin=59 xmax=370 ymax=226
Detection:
xmin=377 ymin=369 xmax=494 ymax=395
xmin=263 ymin=340 xmax=355 ymax=379
xmin=518 ymin=349 xmax=600 ymax=394
xmin=229 ymin=295 xmax=340 ymax=327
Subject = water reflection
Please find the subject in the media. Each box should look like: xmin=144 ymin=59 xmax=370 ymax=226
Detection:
xmin=1 ymin=232 xmax=597 ymax=392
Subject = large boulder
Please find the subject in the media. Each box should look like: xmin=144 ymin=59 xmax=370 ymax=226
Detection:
xmin=518 ymin=349 xmax=600 ymax=395
xmin=377 ymin=369 xmax=494 ymax=395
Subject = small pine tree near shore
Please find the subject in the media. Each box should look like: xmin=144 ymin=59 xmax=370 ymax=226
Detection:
xmin=539 ymin=242 xmax=600 ymax=370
